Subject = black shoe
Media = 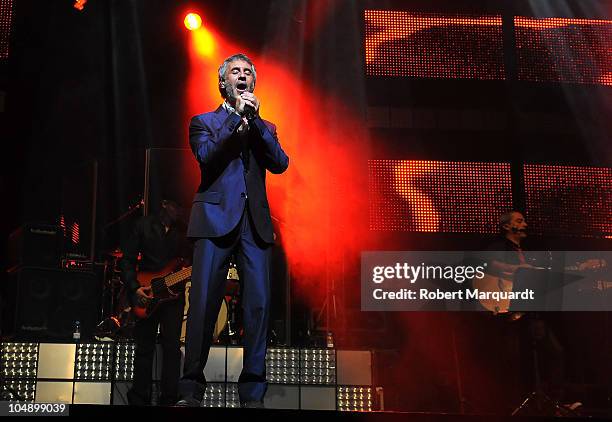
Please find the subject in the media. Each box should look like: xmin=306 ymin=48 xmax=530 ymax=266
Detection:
xmin=175 ymin=396 xmax=201 ymax=407
xmin=240 ymin=400 xmax=264 ymax=409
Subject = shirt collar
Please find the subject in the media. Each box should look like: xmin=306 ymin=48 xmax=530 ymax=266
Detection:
xmin=223 ymin=101 xmax=236 ymax=114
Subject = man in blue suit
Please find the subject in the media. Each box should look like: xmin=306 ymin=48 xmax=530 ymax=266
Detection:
xmin=177 ymin=53 xmax=289 ymax=408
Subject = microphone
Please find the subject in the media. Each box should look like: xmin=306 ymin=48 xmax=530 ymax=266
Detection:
xmin=244 ymin=104 xmax=257 ymax=121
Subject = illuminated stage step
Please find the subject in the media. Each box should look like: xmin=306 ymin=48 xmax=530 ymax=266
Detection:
xmin=1 ymin=342 xmax=375 ymax=410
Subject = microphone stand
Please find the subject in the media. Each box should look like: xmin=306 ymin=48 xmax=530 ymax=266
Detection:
xmin=95 ymin=198 xmax=144 ymax=339
xmin=102 ymin=198 xmax=144 ymax=231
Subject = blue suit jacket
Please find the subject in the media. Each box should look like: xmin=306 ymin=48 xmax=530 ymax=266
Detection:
xmin=187 ymin=105 xmax=289 ymax=243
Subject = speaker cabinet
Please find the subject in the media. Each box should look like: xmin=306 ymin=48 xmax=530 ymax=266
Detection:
xmin=8 ymin=224 xmax=62 ymax=270
xmin=12 ymin=268 xmax=101 ymax=341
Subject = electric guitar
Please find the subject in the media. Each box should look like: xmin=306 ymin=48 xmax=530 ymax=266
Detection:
xmin=473 ymin=259 xmax=606 ymax=314
xmin=132 ymin=260 xmax=192 ymax=320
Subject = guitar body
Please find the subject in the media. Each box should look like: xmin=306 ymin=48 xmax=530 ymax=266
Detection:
xmin=473 ymin=259 xmax=606 ymax=314
xmin=132 ymin=260 xmax=192 ymax=320
xmin=472 ymin=273 xmax=514 ymax=314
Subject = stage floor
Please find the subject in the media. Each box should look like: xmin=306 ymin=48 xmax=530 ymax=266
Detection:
xmin=64 ymin=405 xmax=611 ymax=421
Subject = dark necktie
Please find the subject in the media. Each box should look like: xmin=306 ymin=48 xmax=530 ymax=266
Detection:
xmin=239 ymin=121 xmax=250 ymax=171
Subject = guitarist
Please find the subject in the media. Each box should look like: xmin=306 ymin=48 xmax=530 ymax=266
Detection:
xmin=485 ymin=210 xmax=566 ymax=407
xmin=120 ymin=199 xmax=191 ymax=406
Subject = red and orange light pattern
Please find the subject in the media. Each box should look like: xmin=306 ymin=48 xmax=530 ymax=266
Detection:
xmin=364 ymin=10 xmax=505 ymax=80
xmin=515 ymin=17 xmax=612 ymax=85
xmin=369 ymin=160 xmax=512 ymax=233
xmin=524 ymin=164 xmax=612 ymax=237
xmin=0 ymin=0 xmax=12 ymax=59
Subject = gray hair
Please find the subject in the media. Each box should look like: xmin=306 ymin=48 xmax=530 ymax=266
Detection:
xmin=498 ymin=210 xmax=522 ymax=233
xmin=218 ymin=53 xmax=257 ymax=98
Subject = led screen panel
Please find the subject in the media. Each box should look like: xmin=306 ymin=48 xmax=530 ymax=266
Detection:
xmin=369 ymin=160 xmax=513 ymax=233
xmin=365 ymin=10 xmax=505 ymax=80
xmin=524 ymin=164 xmax=612 ymax=237
xmin=515 ymin=17 xmax=612 ymax=85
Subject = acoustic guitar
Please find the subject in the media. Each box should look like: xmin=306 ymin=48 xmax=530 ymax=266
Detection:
xmin=472 ymin=259 xmax=606 ymax=314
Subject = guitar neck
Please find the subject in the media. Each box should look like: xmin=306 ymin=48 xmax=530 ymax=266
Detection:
xmin=164 ymin=266 xmax=192 ymax=287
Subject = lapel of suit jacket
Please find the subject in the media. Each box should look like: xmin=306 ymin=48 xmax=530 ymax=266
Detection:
xmin=210 ymin=104 xmax=249 ymax=168
xmin=211 ymin=104 xmax=229 ymax=132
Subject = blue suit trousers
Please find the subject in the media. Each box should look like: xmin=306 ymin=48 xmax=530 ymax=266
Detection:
xmin=180 ymin=206 xmax=270 ymax=402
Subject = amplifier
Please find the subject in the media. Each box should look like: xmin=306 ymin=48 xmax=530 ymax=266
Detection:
xmin=7 ymin=224 xmax=62 ymax=271
xmin=61 ymin=258 xmax=94 ymax=272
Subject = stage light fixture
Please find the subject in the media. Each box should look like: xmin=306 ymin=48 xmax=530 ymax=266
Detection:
xmin=337 ymin=386 xmax=373 ymax=411
xmin=266 ymin=348 xmax=300 ymax=384
xmin=201 ymin=383 xmax=240 ymax=408
xmin=73 ymin=0 xmax=87 ymax=11
xmin=301 ymin=349 xmax=336 ymax=385
xmin=184 ymin=13 xmax=202 ymax=31
xmin=226 ymin=383 xmax=240 ymax=408
xmin=202 ymin=383 xmax=225 ymax=407
xmin=76 ymin=343 xmax=113 ymax=381
xmin=1 ymin=342 xmax=38 ymax=379
xmin=114 ymin=342 xmax=135 ymax=381
xmin=2 ymin=380 xmax=36 ymax=402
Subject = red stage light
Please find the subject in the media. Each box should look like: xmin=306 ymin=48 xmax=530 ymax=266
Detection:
xmin=73 ymin=0 xmax=87 ymax=12
xmin=184 ymin=13 xmax=202 ymax=31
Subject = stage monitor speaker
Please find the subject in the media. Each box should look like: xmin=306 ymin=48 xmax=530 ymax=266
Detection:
xmin=13 ymin=268 xmax=101 ymax=341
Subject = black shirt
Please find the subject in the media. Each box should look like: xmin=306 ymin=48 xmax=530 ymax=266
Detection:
xmin=119 ymin=215 xmax=191 ymax=294
xmin=486 ymin=236 xmax=526 ymax=266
